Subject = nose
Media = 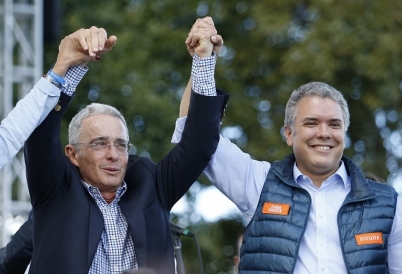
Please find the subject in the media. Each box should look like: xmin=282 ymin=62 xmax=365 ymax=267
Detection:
xmin=105 ymin=143 xmax=120 ymax=160
xmin=317 ymin=124 xmax=331 ymax=139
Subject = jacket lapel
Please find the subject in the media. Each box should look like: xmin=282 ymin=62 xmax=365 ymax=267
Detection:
xmin=87 ymin=198 xmax=104 ymax=269
xmin=119 ymin=189 xmax=147 ymax=267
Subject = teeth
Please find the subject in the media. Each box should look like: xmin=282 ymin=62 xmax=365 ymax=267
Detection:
xmin=316 ymin=146 xmax=330 ymax=150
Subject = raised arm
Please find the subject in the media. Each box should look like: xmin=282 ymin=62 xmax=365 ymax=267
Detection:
xmin=0 ymin=28 xmax=116 ymax=169
xmin=172 ymin=18 xmax=270 ymax=223
xmin=152 ymin=17 xmax=230 ymax=208
xmin=0 ymin=82 xmax=60 ymax=168
xmin=25 ymin=27 xmax=116 ymax=206
xmin=179 ymin=18 xmax=224 ymax=118
xmin=179 ymin=78 xmax=192 ymax=118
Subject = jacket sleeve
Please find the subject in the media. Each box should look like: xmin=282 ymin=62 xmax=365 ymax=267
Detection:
xmin=0 ymin=213 xmax=33 ymax=274
xmin=24 ymin=92 xmax=74 ymax=208
xmin=155 ymin=89 xmax=229 ymax=209
xmin=170 ymin=102 xmax=271 ymax=221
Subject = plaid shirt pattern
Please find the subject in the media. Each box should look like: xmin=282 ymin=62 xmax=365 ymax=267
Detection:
xmin=191 ymin=53 xmax=217 ymax=96
xmin=82 ymin=181 xmax=138 ymax=274
xmin=61 ymin=66 xmax=138 ymax=273
xmin=62 ymin=65 xmax=88 ymax=96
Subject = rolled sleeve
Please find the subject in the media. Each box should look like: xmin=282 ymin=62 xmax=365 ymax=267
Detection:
xmin=63 ymin=65 xmax=89 ymax=96
xmin=191 ymin=53 xmax=217 ymax=96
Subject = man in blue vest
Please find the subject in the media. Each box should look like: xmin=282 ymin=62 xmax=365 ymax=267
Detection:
xmin=174 ymin=18 xmax=402 ymax=274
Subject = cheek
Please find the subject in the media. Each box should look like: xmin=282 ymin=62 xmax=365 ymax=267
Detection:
xmin=333 ymin=132 xmax=345 ymax=145
xmin=77 ymin=154 xmax=98 ymax=170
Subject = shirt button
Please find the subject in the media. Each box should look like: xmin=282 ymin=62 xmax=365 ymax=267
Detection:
xmin=110 ymin=235 xmax=116 ymax=240
xmin=321 ymin=266 xmax=325 ymax=270
xmin=318 ymin=192 xmax=322 ymax=196
xmin=113 ymin=265 xmax=119 ymax=271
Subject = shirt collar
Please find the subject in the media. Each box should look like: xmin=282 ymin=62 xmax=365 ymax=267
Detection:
xmin=293 ymin=161 xmax=349 ymax=188
xmin=82 ymin=180 xmax=128 ymax=200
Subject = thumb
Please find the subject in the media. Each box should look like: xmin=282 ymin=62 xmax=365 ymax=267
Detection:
xmin=101 ymin=36 xmax=117 ymax=54
xmin=211 ymin=35 xmax=223 ymax=46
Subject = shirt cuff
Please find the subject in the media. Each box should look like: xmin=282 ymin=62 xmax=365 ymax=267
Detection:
xmin=171 ymin=117 xmax=187 ymax=144
xmin=191 ymin=53 xmax=217 ymax=96
xmin=62 ymin=65 xmax=89 ymax=96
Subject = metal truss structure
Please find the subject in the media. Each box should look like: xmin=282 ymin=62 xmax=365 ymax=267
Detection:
xmin=0 ymin=0 xmax=43 ymax=247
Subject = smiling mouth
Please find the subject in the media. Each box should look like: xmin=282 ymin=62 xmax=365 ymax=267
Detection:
xmin=102 ymin=167 xmax=121 ymax=174
xmin=313 ymin=145 xmax=332 ymax=150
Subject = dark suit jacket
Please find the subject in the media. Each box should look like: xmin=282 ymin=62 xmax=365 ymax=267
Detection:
xmin=0 ymin=212 xmax=33 ymax=274
xmin=24 ymin=90 xmax=228 ymax=274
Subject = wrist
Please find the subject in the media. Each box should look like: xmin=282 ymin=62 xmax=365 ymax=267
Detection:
xmin=194 ymin=50 xmax=215 ymax=59
xmin=43 ymin=69 xmax=69 ymax=91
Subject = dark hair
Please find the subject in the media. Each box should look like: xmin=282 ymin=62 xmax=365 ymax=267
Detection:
xmin=285 ymin=82 xmax=350 ymax=133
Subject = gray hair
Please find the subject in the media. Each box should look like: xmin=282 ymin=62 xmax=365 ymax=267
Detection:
xmin=68 ymin=103 xmax=129 ymax=144
xmin=284 ymin=82 xmax=350 ymax=132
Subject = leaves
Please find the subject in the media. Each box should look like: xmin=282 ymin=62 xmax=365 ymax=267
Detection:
xmin=47 ymin=0 xmax=402 ymax=272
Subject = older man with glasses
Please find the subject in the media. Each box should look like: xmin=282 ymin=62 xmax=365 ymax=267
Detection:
xmin=23 ymin=18 xmax=226 ymax=274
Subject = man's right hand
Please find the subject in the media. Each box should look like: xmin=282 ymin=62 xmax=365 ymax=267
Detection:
xmin=52 ymin=26 xmax=117 ymax=76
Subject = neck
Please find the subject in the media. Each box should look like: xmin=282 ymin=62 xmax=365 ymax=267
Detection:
xmin=310 ymin=177 xmax=325 ymax=188
xmin=296 ymin=166 xmax=337 ymax=188
xmin=101 ymin=192 xmax=117 ymax=204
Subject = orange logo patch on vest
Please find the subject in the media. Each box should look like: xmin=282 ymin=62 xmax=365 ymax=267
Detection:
xmin=355 ymin=232 xmax=383 ymax=246
xmin=262 ymin=202 xmax=290 ymax=215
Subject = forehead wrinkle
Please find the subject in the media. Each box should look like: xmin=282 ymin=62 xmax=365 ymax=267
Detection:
xmin=301 ymin=117 xmax=343 ymax=123
xmin=85 ymin=136 xmax=109 ymax=142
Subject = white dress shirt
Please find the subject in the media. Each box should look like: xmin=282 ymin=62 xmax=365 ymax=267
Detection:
xmin=172 ymin=117 xmax=402 ymax=273
xmin=0 ymin=78 xmax=60 ymax=169
xmin=0 ymin=65 xmax=88 ymax=170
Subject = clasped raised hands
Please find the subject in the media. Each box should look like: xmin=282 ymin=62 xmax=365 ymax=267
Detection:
xmin=53 ymin=26 xmax=117 ymax=76
xmin=185 ymin=17 xmax=223 ymax=58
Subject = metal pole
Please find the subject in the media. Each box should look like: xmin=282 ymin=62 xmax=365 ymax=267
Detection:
xmin=172 ymin=235 xmax=186 ymax=274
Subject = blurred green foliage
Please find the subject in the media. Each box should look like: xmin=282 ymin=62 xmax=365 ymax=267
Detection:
xmin=43 ymin=0 xmax=402 ymax=272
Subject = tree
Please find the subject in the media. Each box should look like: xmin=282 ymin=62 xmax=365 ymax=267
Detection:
xmin=45 ymin=0 xmax=402 ymax=272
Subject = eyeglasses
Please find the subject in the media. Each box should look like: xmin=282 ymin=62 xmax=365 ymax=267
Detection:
xmin=73 ymin=140 xmax=132 ymax=155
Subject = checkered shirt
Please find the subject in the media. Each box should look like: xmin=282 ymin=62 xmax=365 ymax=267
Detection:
xmin=191 ymin=52 xmax=217 ymax=96
xmin=60 ymin=66 xmax=138 ymax=273
xmin=82 ymin=181 xmax=138 ymax=274
xmin=62 ymin=65 xmax=88 ymax=96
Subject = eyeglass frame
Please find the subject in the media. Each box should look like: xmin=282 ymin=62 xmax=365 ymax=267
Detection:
xmin=72 ymin=139 xmax=132 ymax=155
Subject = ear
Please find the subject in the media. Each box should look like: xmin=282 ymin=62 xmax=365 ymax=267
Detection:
xmin=65 ymin=144 xmax=80 ymax=167
xmin=284 ymin=125 xmax=293 ymax=147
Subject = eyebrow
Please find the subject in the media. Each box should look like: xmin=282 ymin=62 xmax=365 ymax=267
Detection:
xmin=302 ymin=117 xmax=343 ymax=124
xmin=89 ymin=136 xmax=128 ymax=143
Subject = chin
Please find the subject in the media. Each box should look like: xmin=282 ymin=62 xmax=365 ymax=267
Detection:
xmin=109 ymin=181 xmax=123 ymax=187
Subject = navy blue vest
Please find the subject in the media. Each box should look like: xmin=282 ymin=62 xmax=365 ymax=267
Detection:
xmin=239 ymin=154 xmax=397 ymax=274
